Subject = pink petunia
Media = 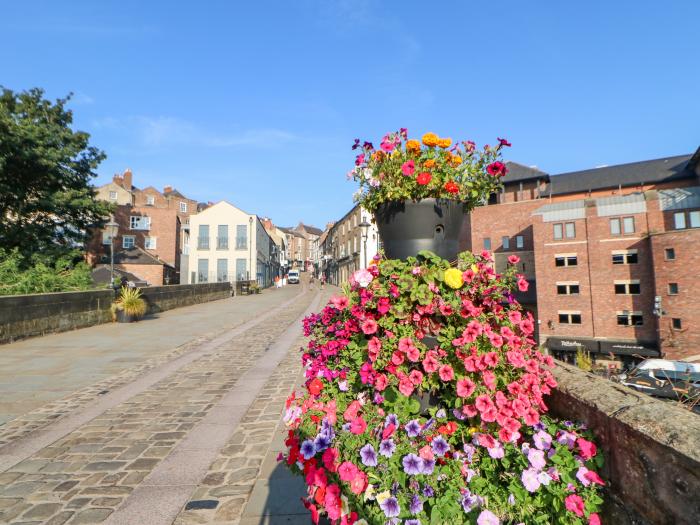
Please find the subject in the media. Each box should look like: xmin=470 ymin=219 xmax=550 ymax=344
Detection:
xmin=350 ymin=417 xmax=367 ymax=435
xmin=368 ymin=337 xmax=381 ymax=361
xmin=374 ymin=373 xmax=388 ymax=391
xmin=398 ymin=377 xmax=414 ymax=396
xmin=409 ymin=369 xmax=424 ymax=386
xmin=422 ymin=351 xmax=439 ymax=374
xmin=589 ymin=513 xmax=601 ymax=525
xmin=508 ymin=254 xmax=520 ymax=264
xmin=456 ymin=378 xmax=476 ymax=398
xmin=350 ymin=471 xmax=368 ymax=494
xmin=564 ymin=494 xmax=585 ymax=517
xmin=438 ymin=364 xmax=454 ymax=381
xmin=337 ymin=462 xmax=358 ymax=482
xmin=361 ymin=319 xmax=378 ymax=335
xmin=401 ymin=160 xmax=416 ymax=176
xmin=576 ymin=438 xmax=597 ymax=460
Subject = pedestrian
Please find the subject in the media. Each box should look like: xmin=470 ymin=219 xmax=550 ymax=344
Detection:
xmin=320 ymin=274 xmax=326 ymax=289
xmin=274 ymin=275 xmax=280 ymax=289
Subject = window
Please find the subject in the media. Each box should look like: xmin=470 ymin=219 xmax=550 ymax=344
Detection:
xmin=565 ymin=222 xmax=576 ymax=238
xmin=122 ymin=235 xmax=135 ymax=249
xmin=217 ymin=225 xmax=229 ymax=250
xmin=180 ymin=202 xmax=188 ymax=213
xmin=558 ymin=312 xmax=582 ymax=324
xmin=623 ymin=217 xmax=635 ymax=234
xmin=516 ymin=235 xmax=524 ymax=249
xmin=555 ymin=254 xmax=577 ymax=267
xmin=198 ymin=224 xmax=210 ymax=249
xmin=610 ymin=218 xmax=621 ymax=235
xmin=553 ymin=223 xmax=563 ymax=240
xmin=556 ymin=282 xmax=580 ymax=295
xmin=235 ymin=258 xmax=247 ymax=280
xmin=614 ymin=281 xmax=641 ymax=295
xmin=617 ymin=312 xmax=643 ymax=326
xmin=146 ymin=195 xmax=155 ymax=206
xmin=612 ymin=250 xmax=638 ymax=265
xmin=109 ymin=191 xmax=118 ymax=200
xmin=674 ymin=212 xmax=686 ymax=230
xmin=484 ymin=237 xmax=491 ymax=250
xmin=197 ymin=259 xmax=209 ymax=283
xmin=216 ymin=258 xmax=228 ymax=282
xmin=145 ymin=236 xmax=157 ymax=249
xmin=672 ymin=318 xmax=682 ymax=330
xmin=236 ymin=225 xmax=247 ymax=250
xmin=665 ymin=248 xmax=675 ymax=260
xmin=668 ymin=283 xmax=679 ymax=295
xmin=130 ymin=216 xmax=151 ymax=230
xmin=502 ymin=236 xmax=510 ymax=250
xmin=690 ymin=211 xmax=700 ymax=228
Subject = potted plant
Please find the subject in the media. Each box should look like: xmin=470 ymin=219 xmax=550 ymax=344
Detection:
xmin=250 ymin=282 xmax=261 ymax=294
xmin=111 ymin=287 xmax=147 ymax=323
xmin=348 ymin=130 xmax=510 ymax=261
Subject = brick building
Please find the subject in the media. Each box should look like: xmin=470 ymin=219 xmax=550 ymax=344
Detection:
xmin=280 ymin=223 xmax=322 ymax=272
xmin=463 ymin=149 xmax=700 ymax=363
xmin=88 ymin=169 xmax=198 ymax=285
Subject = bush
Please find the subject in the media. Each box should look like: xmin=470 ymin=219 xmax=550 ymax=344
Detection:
xmin=112 ymin=287 xmax=147 ymax=319
xmin=0 ymin=248 xmax=93 ymax=296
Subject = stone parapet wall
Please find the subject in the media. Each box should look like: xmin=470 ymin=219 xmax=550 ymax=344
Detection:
xmin=549 ymin=362 xmax=700 ymax=525
xmin=0 ymin=282 xmax=232 ymax=344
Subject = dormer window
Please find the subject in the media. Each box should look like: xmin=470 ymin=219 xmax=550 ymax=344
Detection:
xmin=146 ymin=195 xmax=155 ymax=206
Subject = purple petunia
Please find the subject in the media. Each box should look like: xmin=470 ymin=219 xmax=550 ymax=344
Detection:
xmin=461 ymin=490 xmax=481 ymax=513
xmin=477 ymin=509 xmax=500 ymax=525
xmin=533 ymin=430 xmax=552 ymax=451
xmin=405 ymin=520 xmax=422 ymax=525
xmin=405 ymin=419 xmax=421 ymax=438
xmin=409 ymin=494 xmax=423 ymax=514
xmin=300 ymin=440 xmax=316 ymax=460
xmin=379 ymin=496 xmax=400 ymax=517
xmin=385 ymin=413 xmax=399 ymax=428
xmin=313 ymin=435 xmax=330 ymax=452
xmin=463 ymin=444 xmax=476 ymax=462
xmin=379 ymin=438 xmax=396 ymax=457
xmin=463 ymin=467 xmax=476 ymax=482
xmin=521 ymin=468 xmax=541 ymax=492
xmin=402 ymin=454 xmax=423 ymax=475
xmin=360 ymin=443 xmax=377 ymax=467
xmin=422 ymin=484 xmax=434 ymax=498
xmin=420 ymin=458 xmax=435 ymax=475
xmin=431 ymin=436 xmax=450 ymax=457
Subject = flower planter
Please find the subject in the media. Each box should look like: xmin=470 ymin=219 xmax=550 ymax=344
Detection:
xmin=374 ymin=199 xmax=465 ymax=261
xmin=116 ymin=310 xmax=139 ymax=323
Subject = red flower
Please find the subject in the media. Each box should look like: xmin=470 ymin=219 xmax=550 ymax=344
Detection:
xmin=308 ymin=378 xmax=323 ymax=396
xmin=576 ymin=438 xmax=597 ymax=460
xmin=486 ymin=161 xmax=508 ymax=177
xmin=350 ymin=417 xmax=367 ymax=434
xmin=498 ymin=137 xmax=512 ymax=147
xmin=361 ymin=319 xmax=378 ymax=334
xmin=416 ymin=172 xmax=432 ymax=185
xmin=444 ymin=180 xmax=459 ymax=194
xmin=589 ymin=513 xmax=602 ymax=525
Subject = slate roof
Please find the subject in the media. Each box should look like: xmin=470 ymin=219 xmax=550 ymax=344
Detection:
xmin=302 ymin=224 xmax=323 ymax=236
xmin=502 ymin=162 xmax=549 ymax=184
xmin=544 ymin=153 xmax=695 ymax=196
xmin=113 ymin=247 xmax=174 ymax=267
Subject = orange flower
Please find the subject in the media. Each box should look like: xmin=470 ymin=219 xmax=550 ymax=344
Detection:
xmin=424 ymin=159 xmax=436 ymax=169
xmin=372 ymin=151 xmax=385 ymax=161
xmin=406 ymin=139 xmax=421 ymax=154
xmin=422 ymin=132 xmax=440 ymax=147
xmin=450 ymin=155 xmax=463 ymax=167
xmin=438 ymin=137 xmax=452 ymax=148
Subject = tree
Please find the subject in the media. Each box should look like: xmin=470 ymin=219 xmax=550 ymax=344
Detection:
xmin=0 ymin=248 xmax=93 ymax=296
xmin=0 ymin=87 xmax=112 ymax=264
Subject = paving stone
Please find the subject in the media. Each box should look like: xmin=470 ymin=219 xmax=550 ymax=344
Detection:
xmin=70 ymin=507 xmax=113 ymax=523
xmin=45 ymin=511 xmax=74 ymax=525
xmin=82 ymin=461 xmax=127 ymax=472
xmin=20 ymin=502 xmax=63 ymax=519
xmin=125 ymin=458 xmax=160 ymax=471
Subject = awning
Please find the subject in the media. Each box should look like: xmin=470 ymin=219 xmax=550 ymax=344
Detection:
xmin=545 ymin=337 xmax=600 ymax=353
xmin=599 ymin=340 xmax=660 ymax=358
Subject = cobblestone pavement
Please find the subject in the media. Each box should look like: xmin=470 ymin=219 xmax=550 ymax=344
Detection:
xmin=0 ymin=282 xmax=333 ymax=524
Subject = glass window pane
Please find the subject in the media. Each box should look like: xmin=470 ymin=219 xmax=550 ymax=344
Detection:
xmin=565 ymin=222 xmax=575 ymax=238
xmin=197 ymin=259 xmax=209 ymax=283
xmin=571 ymin=314 xmax=581 ymax=324
xmin=629 ymin=283 xmax=641 ymax=294
xmin=236 ymin=225 xmax=248 ymax=249
xmin=216 ymin=259 xmax=228 ymax=282
xmin=553 ymin=224 xmax=563 ymax=240
xmin=557 ymin=285 xmax=567 ymax=295
xmin=610 ymin=218 xmax=621 ymax=235
xmin=555 ymin=257 xmax=565 ymax=267
xmin=516 ymin=235 xmax=524 ymax=249
xmin=570 ymin=285 xmax=580 ymax=294
xmin=665 ymin=248 xmax=675 ymax=260
xmin=617 ymin=315 xmax=628 ymax=326
xmin=567 ymin=256 xmax=578 ymax=266
xmin=627 ymin=253 xmax=638 ymax=264
xmin=632 ymin=315 xmax=643 ymax=326
xmin=558 ymin=313 xmax=568 ymax=323
xmin=615 ymin=284 xmax=626 ymax=294
xmin=612 ymin=254 xmax=624 ymax=264
xmin=235 ymin=258 xmax=247 ymax=280
xmin=668 ymin=283 xmax=679 ymax=294
xmin=483 ymin=238 xmax=491 ymax=250
xmin=623 ymin=217 xmax=635 ymax=233
xmin=502 ymin=236 xmax=510 ymax=249
xmin=674 ymin=212 xmax=686 ymax=229
xmin=690 ymin=211 xmax=700 ymax=228
xmin=672 ymin=318 xmax=682 ymax=329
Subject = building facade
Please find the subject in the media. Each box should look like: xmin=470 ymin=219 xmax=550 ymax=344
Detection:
xmin=89 ymin=169 xmax=197 ymax=285
xmin=463 ymin=150 xmax=700 ymax=362
xmin=187 ymin=201 xmax=276 ymax=287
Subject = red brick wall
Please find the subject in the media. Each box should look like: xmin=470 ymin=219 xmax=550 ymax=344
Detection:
xmin=115 ymin=263 xmax=164 ymax=286
xmin=115 ymin=206 xmax=179 ymax=268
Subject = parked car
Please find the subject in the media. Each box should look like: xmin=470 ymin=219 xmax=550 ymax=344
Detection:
xmin=287 ymin=270 xmax=300 ymax=284
xmin=617 ymin=359 xmax=700 ymax=402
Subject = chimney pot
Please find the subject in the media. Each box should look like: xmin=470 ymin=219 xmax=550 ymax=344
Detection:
xmin=122 ymin=169 xmax=133 ymax=190
xmin=164 ymin=185 xmax=173 ymax=194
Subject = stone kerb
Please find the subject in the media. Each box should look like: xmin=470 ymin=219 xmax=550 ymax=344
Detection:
xmin=549 ymin=362 xmax=700 ymax=525
xmin=0 ymin=289 xmax=113 ymax=344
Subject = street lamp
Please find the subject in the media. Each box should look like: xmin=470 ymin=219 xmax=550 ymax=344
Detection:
xmin=359 ymin=218 xmax=371 ymax=269
xmin=105 ymin=219 xmax=119 ymax=291
xmin=248 ymin=216 xmax=253 ymax=282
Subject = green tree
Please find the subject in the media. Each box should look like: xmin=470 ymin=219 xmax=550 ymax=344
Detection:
xmin=0 ymin=248 xmax=93 ymax=295
xmin=0 ymin=87 xmax=112 ymax=264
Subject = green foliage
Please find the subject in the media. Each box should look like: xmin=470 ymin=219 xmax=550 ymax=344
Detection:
xmin=112 ymin=287 xmax=147 ymax=318
xmin=0 ymin=248 xmax=93 ymax=296
xmin=0 ymin=87 xmax=112 ymax=263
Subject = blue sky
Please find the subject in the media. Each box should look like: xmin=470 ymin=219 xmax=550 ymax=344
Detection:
xmin=2 ymin=1 xmax=699 ymax=228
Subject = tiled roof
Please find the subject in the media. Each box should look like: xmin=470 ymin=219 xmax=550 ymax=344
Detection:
xmin=113 ymin=247 xmax=174 ymax=267
xmin=502 ymin=162 xmax=549 ymax=184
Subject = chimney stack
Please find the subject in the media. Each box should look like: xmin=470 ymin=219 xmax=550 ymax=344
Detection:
xmin=164 ymin=185 xmax=173 ymax=194
xmin=122 ymin=169 xmax=133 ymax=190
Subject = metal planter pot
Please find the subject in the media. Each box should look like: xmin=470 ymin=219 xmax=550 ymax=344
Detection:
xmin=374 ymin=199 xmax=466 ymax=261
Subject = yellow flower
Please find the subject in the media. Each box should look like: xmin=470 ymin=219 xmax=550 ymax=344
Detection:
xmin=424 ymin=159 xmax=436 ymax=169
xmin=439 ymin=137 xmax=452 ymax=148
xmin=391 ymin=149 xmax=401 ymax=159
xmin=469 ymin=426 xmax=479 ymax=434
xmin=422 ymin=132 xmax=440 ymax=147
xmin=406 ymin=139 xmax=421 ymax=154
xmin=444 ymin=268 xmax=463 ymax=289
xmin=376 ymin=490 xmax=391 ymax=504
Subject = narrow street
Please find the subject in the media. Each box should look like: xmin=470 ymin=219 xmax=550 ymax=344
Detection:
xmin=0 ymin=280 xmax=329 ymax=524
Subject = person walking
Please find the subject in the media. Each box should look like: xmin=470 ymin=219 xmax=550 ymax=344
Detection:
xmin=320 ymin=274 xmax=326 ymax=289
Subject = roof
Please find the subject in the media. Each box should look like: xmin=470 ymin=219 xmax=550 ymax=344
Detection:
xmin=502 ymin=162 xmax=549 ymax=184
xmin=113 ymin=247 xmax=174 ymax=267
xmin=545 ymin=153 xmax=695 ymax=196
xmin=91 ymin=266 xmax=146 ymax=286
xmin=300 ymin=223 xmax=323 ymax=236
xmin=163 ymin=188 xmax=186 ymax=198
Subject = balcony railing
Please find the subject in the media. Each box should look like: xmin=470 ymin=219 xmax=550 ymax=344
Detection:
xmin=217 ymin=237 xmax=229 ymax=250
xmin=198 ymin=237 xmax=210 ymax=250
